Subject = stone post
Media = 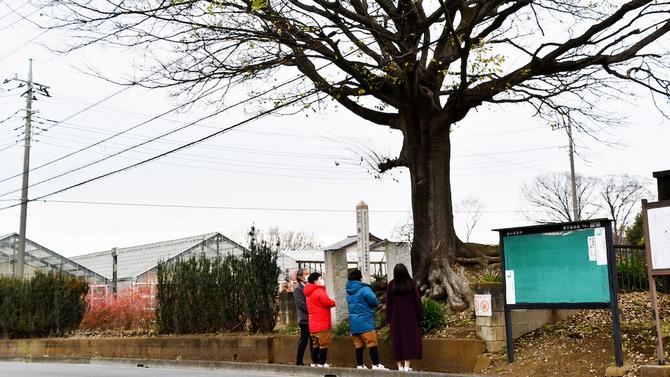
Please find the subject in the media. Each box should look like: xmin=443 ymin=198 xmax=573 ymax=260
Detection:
xmin=324 ymin=248 xmax=349 ymax=325
xmin=385 ymin=242 xmax=412 ymax=279
xmin=474 ymin=282 xmax=506 ymax=353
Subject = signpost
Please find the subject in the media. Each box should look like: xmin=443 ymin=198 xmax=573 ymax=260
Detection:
xmin=496 ymin=219 xmax=623 ymax=367
xmin=356 ymin=201 xmax=370 ymax=276
xmin=642 ymin=199 xmax=670 ymax=364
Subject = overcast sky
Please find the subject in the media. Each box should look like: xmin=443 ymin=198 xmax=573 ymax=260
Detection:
xmin=0 ymin=2 xmax=668 ymax=256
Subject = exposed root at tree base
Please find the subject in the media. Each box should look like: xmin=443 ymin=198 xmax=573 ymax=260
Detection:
xmin=420 ymin=262 xmax=472 ymax=312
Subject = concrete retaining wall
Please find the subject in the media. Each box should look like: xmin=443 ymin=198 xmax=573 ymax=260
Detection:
xmin=0 ymin=335 xmax=486 ymax=373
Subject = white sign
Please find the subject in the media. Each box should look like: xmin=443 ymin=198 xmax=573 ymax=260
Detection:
xmin=649 ymin=206 xmax=670 ymax=270
xmin=594 ymin=227 xmax=608 ymax=266
xmin=587 ymin=236 xmax=597 ymax=261
xmin=474 ymin=294 xmax=492 ymax=317
xmin=505 ymin=270 xmax=516 ymax=305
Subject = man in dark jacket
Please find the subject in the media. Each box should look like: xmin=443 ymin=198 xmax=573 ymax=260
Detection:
xmin=294 ymin=268 xmax=318 ymax=366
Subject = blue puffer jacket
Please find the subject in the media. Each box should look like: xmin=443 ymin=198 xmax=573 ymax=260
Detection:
xmin=346 ymin=280 xmax=380 ymax=335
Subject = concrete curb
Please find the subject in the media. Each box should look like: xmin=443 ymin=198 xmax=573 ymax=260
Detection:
xmin=0 ymin=356 xmax=489 ymax=376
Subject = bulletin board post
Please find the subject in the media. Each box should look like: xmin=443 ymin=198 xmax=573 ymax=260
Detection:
xmin=497 ymin=219 xmax=623 ymax=367
xmin=641 ymin=199 xmax=670 ymax=365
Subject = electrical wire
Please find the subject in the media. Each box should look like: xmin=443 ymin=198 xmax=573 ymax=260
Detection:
xmin=0 ymin=198 xmax=545 ymax=214
xmin=0 ymin=90 xmax=323 ymax=211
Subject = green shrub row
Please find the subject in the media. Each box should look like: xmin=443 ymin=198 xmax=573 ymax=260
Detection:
xmin=156 ymin=227 xmax=280 ymax=334
xmin=0 ymin=272 xmax=89 ymax=338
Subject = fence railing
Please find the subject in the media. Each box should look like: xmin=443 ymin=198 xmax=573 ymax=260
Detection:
xmin=615 ymin=245 xmax=649 ymax=292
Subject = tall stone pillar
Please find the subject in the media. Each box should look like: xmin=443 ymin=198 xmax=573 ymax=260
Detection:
xmin=356 ymin=201 xmax=370 ymax=277
xmin=324 ymin=248 xmax=349 ymax=325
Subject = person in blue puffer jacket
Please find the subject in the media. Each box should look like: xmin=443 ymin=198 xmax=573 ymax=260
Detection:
xmin=346 ymin=269 xmax=386 ymax=370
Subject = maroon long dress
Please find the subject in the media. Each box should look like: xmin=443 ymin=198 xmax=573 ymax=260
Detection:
xmin=385 ymin=281 xmax=423 ymax=361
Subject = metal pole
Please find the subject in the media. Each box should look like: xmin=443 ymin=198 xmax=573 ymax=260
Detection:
xmin=112 ymin=247 xmax=118 ymax=299
xmin=16 ymin=59 xmax=34 ymax=278
xmin=605 ymin=221 xmax=624 ymax=367
xmin=567 ymin=123 xmax=579 ymax=221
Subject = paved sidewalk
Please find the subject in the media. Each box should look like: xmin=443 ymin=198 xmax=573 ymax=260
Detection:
xmin=0 ymin=356 xmax=490 ymax=377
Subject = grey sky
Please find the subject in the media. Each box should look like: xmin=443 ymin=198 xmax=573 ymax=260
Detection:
xmin=0 ymin=1 xmax=668 ymax=256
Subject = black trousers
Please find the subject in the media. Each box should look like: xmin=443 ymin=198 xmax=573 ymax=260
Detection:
xmin=296 ymin=323 xmax=317 ymax=365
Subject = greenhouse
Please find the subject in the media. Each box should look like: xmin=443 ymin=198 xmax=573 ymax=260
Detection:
xmin=0 ymin=233 xmax=107 ymax=284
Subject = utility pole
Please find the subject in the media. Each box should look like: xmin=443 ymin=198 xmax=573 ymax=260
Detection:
xmin=3 ymin=59 xmax=51 ymax=277
xmin=567 ymin=123 xmax=579 ymax=221
xmin=552 ymin=121 xmax=580 ymax=221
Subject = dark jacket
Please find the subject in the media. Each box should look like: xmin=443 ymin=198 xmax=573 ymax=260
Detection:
xmin=305 ymin=284 xmax=336 ymax=333
xmin=293 ymin=281 xmax=309 ymax=325
xmin=386 ymin=281 xmax=423 ymax=361
xmin=346 ymin=280 xmax=379 ymax=335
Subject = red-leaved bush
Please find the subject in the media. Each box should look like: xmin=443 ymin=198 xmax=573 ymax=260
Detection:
xmin=79 ymin=289 xmax=155 ymax=331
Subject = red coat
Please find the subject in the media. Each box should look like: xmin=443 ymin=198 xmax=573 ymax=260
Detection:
xmin=304 ymin=284 xmax=336 ymax=333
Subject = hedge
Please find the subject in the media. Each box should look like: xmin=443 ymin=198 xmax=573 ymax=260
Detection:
xmin=156 ymin=227 xmax=280 ymax=334
xmin=0 ymin=272 xmax=89 ymax=338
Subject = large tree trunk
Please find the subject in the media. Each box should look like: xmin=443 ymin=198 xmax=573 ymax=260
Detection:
xmin=402 ymin=113 xmax=473 ymax=311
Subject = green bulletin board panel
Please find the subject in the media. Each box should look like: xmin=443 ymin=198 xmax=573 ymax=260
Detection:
xmin=503 ymin=228 xmax=611 ymax=304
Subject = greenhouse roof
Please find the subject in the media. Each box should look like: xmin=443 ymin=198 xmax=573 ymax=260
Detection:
xmin=0 ymin=233 xmax=108 ymax=283
xmin=71 ymin=232 xmax=245 ymax=280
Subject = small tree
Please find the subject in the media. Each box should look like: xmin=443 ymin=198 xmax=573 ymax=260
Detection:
xmin=243 ymin=227 xmax=281 ymax=333
xmin=457 ymin=197 xmax=484 ymax=242
xmin=625 ymin=212 xmax=645 ymax=246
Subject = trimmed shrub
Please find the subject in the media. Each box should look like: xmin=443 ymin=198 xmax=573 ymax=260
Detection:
xmin=421 ymin=298 xmax=447 ymax=335
xmin=79 ymin=290 xmax=155 ymax=331
xmin=156 ymin=227 xmax=280 ymax=334
xmin=0 ymin=272 xmax=88 ymax=338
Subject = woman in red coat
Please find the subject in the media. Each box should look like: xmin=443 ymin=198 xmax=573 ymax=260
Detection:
xmin=304 ymin=272 xmax=336 ymax=367
xmin=386 ymin=263 xmax=423 ymax=372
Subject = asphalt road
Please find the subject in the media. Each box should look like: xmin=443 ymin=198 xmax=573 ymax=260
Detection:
xmin=0 ymin=362 xmax=283 ymax=377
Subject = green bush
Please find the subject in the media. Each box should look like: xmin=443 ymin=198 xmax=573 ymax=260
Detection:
xmin=0 ymin=272 xmax=88 ymax=338
xmin=334 ymin=320 xmax=350 ymax=338
xmin=617 ymin=258 xmax=648 ymax=292
xmin=156 ymin=227 xmax=280 ymax=334
xmin=421 ymin=298 xmax=447 ymax=335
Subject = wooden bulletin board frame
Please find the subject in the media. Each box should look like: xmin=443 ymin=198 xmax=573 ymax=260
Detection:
xmin=496 ymin=219 xmax=623 ymax=366
xmin=642 ymin=199 xmax=670 ymax=364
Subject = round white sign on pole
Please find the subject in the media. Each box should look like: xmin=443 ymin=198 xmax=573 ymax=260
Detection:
xmin=474 ymin=294 xmax=492 ymax=317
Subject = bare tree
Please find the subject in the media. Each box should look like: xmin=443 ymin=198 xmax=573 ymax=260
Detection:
xmin=251 ymin=227 xmax=323 ymax=250
xmin=46 ymin=0 xmax=670 ymax=309
xmin=599 ymin=175 xmax=649 ymax=244
xmin=392 ymin=213 xmax=414 ymax=244
xmin=522 ymin=172 xmax=600 ymax=223
xmin=457 ymin=197 xmax=484 ymax=243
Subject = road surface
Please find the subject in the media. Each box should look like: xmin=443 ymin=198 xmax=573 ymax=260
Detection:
xmin=0 ymin=361 xmax=284 ymax=377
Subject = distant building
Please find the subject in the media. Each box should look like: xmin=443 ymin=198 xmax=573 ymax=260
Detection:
xmin=0 ymin=233 xmax=107 ymax=284
xmin=278 ymin=233 xmax=389 ymax=279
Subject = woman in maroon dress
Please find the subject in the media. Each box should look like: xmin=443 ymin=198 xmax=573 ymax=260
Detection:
xmin=385 ymin=263 xmax=423 ymax=372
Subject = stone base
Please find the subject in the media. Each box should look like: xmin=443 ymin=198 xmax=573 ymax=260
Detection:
xmin=605 ymin=363 xmax=631 ymax=377
xmin=641 ymin=364 xmax=670 ymax=377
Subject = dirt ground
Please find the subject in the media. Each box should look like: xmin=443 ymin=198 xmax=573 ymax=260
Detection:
xmin=482 ymin=292 xmax=670 ymax=376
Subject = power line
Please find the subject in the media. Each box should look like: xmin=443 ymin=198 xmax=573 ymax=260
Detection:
xmin=0 ymin=198 xmax=545 ymax=214
xmin=0 ymin=2 xmax=48 ymax=32
xmin=35 ymin=140 xmax=370 ymax=180
xmin=0 ymin=90 xmax=322 ymax=212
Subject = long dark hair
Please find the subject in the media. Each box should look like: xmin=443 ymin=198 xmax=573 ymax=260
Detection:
xmin=390 ymin=263 xmax=414 ymax=295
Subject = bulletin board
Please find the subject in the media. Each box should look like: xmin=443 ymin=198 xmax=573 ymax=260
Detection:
xmin=495 ymin=219 xmax=622 ymax=366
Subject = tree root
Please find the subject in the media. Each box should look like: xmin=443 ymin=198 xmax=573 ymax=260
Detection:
xmin=422 ymin=262 xmax=472 ymax=312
